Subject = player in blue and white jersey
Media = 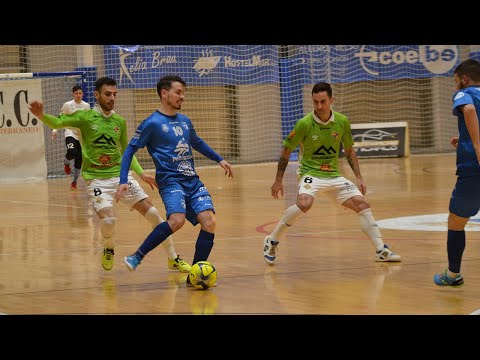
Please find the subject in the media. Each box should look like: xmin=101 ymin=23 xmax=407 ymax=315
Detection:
xmin=434 ymin=58 xmax=480 ymax=287
xmin=116 ymin=75 xmax=234 ymax=281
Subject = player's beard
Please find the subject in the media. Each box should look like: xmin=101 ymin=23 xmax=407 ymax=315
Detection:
xmin=169 ymin=99 xmax=182 ymax=111
xmin=104 ymin=101 xmax=115 ymax=112
xmin=98 ymin=101 xmax=115 ymax=114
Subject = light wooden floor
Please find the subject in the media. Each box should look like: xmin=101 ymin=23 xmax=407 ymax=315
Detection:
xmin=1 ymin=153 xmax=479 ymax=315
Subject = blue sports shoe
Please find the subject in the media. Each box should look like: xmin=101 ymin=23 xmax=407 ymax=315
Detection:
xmin=124 ymin=254 xmax=142 ymax=272
xmin=433 ymin=270 xmax=464 ymax=287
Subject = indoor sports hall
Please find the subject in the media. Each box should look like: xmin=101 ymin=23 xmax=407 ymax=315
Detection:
xmin=1 ymin=45 xmax=479 ymax=315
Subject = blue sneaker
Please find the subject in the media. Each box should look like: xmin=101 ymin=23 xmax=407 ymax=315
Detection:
xmin=433 ymin=270 xmax=464 ymax=287
xmin=124 ymin=254 xmax=142 ymax=272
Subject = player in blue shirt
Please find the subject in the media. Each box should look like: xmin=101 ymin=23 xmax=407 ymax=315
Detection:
xmin=116 ymin=75 xmax=234 ymax=283
xmin=434 ymin=58 xmax=480 ymax=287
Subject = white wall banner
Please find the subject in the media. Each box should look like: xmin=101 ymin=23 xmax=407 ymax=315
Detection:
xmin=0 ymin=79 xmax=47 ymax=181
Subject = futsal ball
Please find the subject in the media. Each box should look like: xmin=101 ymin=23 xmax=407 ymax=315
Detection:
xmin=188 ymin=261 xmax=217 ymax=290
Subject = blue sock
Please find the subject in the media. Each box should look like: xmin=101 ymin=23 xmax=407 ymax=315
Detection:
xmin=192 ymin=229 xmax=214 ymax=265
xmin=136 ymin=221 xmax=173 ymax=259
xmin=447 ymin=229 xmax=465 ymax=273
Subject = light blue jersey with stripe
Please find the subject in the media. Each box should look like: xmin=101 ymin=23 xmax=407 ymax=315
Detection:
xmin=452 ymin=86 xmax=480 ymax=176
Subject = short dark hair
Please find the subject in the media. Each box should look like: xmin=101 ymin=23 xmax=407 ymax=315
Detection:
xmin=157 ymin=75 xmax=186 ymax=96
xmin=312 ymin=82 xmax=332 ymax=97
xmin=95 ymin=77 xmax=117 ymax=92
xmin=72 ymin=85 xmax=82 ymax=93
xmin=454 ymin=58 xmax=480 ymax=82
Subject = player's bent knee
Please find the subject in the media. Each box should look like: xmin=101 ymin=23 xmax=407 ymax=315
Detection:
xmin=200 ymin=217 xmax=216 ymax=233
xmin=168 ymin=214 xmax=186 ymax=231
xmin=100 ymin=217 xmax=117 ymax=238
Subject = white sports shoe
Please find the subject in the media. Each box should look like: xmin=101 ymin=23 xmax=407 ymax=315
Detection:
xmin=375 ymin=244 xmax=401 ymax=262
xmin=263 ymin=236 xmax=279 ymax=265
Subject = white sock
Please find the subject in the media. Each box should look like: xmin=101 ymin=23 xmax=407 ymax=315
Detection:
xmin=358 ymin=208 xmax=384 ymax=251
xmin=162 ymin=238 xmax=178 ymax=260
xmin=144 ymin=207 xmax=177 ymax=260
xmin=270 ymin=204 xmax=304 ymax=241
xmin=103 ymin=237 xmax=114 ymax=250
xmin=100 ymin=217 xmax=116 ymax=249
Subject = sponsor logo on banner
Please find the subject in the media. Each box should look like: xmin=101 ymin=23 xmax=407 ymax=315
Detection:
xmin=354 ymin=45 xmax=458 ymax=76
xmin=353 ymin=129 xmax=400 ymax=154
xmin=193 ymin=48 xmax=275 ymax=77
xmin=193 ymin=49 xmax=221 ymax=77
xmin=107 ymin=45 xmax=279 ymax=88
xmin=339 ymin=122 xmax=408 ymax=158
xmin=117 ymin=46 xmax=177 ymax=85
xmin=296 ymin=45 xmax=459 ymax=83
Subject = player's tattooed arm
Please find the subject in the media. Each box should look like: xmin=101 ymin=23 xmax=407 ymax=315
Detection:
xmin=275 ymin=146 xmax=292 ymax=182
xmin=346 ymin=153 xmax=355 ymax=171
xmin=345 ymin=146 xmax=366 ymax=194
xmin=344 ymin=146 xmax=363 ymax=180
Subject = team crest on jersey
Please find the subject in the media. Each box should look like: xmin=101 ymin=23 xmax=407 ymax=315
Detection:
xmin=174 ymin=140 xmax=190 ymax=157
xmin=182 ymin=122 xmax=189 ymax=130
xmin=331 ymin=131 xmax=339 ymax=140
xmin=454 ymin=92 xmax=465 ymax=101
xmin=178 ymin=161 xmax=196 ymax=176
xmin=113 ymin=126 xmax=120 ymax=133
xmin=162 ymin=124 xmax=169 ymax=133
xmin=287 ymin=130 xmax=295 ymax=139
xmin=99 ymin=154 xmax=111 ymax=165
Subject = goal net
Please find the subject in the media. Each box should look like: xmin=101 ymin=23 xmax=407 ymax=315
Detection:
xmin=0 ymin=71 xmax=84 ymax=180
xmin=0 ymin=45 xmax=472 ymax=179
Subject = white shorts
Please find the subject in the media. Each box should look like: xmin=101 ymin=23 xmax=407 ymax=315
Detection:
xmin=86 ymin=172 xmax=149 ymax=212
xmin=298 ymin=175 xmax=363 ymax=204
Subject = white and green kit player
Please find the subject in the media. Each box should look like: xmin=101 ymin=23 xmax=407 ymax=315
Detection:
xmin=28 ymin=76 xmax=191 ymax=273
xmin=264 ymin=81 xmax=401 ymax=265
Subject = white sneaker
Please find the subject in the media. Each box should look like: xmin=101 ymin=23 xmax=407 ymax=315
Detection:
xmin=375 ymin=244 xmax=401 ymax=262
xmin=263 ymin=236 xmax=279 ymax=265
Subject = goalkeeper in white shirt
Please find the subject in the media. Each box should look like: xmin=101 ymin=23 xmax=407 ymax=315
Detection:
xmin=51 ymin=85 xmax=90 ymax=190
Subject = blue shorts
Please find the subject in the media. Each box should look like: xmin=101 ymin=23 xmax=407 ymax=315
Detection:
xmin=449 ymin=175 xmax=480 ymax=218
xmin=159 ymin=177 xmax=215 ymax=226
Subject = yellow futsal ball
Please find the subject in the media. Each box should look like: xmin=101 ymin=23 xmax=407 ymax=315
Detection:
xmin=188 ymin=261 xmax=217 ymax=290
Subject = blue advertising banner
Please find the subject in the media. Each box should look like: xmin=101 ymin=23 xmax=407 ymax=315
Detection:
xmin=469 ymin=51 xmax=480 ymax=62
xmin=104 ymin=45 xmax=279 ymax=88
xmin=295 ymin=45 xmax=459 ymax=83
